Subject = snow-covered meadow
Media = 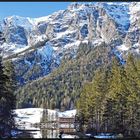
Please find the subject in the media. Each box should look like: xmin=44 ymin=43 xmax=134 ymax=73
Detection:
xmin=13 ymin=108 xmax=77 ymax=138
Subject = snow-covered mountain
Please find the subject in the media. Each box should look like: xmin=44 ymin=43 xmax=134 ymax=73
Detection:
xmin=1 ymin=2 xmax=140 ymax=85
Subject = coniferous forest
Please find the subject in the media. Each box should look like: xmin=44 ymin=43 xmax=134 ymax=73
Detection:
xmin=0 ymin=31 xmax=140 ymax=138
xmin=15 ymin=41 xmax=140 ymax=138
xmin=76 ymin=54 xmax=140 ymax=138
xmin=0 ymin=2 xmax=140 ymax=139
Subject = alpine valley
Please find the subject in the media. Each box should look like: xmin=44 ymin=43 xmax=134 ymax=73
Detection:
xmin=1 ymin=2 xmax=140 ymax=110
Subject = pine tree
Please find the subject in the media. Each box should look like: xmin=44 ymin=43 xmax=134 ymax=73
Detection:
xmin=124 ymin=54 xmax=140 ymax=137
xmin=77 ymin=66 xmax=111 ymax=133
xmin=107 ymin=57 xmax=128 ymax=133
xmin=0 ymin=32 xmax=16 ymax=137
xmin=76 ymin=82 xmax=94 ymax=132
xmin=76 ymin=54 xmax=140 ymax=137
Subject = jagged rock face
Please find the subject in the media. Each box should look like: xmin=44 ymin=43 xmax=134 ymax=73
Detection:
xmin=2 ymin=16 xmax=33 ymax=45
xmin=0 ymin=2 xmax=140 ymax=85
xmin=124 ymin=2 xmax=140 ymax=48
xmin=14 ymin=42 xmax=61 ymax=84
xmin=5 ymin=26 xmax=28 ymax=45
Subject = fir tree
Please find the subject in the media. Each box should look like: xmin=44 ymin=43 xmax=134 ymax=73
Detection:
xmin=0 ymin=32 xmax=16 ymax=137
xmin=124 ymin=54 xmax=140 ymax=137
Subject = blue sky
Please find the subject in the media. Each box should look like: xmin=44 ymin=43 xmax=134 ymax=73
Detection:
xmin=0 ymin=2 xmax=72 ymax=20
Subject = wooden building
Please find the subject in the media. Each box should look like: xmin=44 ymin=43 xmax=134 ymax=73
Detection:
xmin=59 ymin=117 xmax=75 ymax=124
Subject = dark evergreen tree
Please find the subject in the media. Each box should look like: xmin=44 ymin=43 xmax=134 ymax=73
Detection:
xmin=0 ymin=31 xmax=16 ymax=138
xmin=124 ymin=54 xmax=140 ymax=137
xmin=77 ymin=55 xmax=140 ymax=138
xmin=77 ymin=66 xmax=111 ymax=133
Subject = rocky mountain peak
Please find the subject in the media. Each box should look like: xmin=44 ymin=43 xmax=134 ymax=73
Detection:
xmin=0 ymin=2 xmax=140 ymax=85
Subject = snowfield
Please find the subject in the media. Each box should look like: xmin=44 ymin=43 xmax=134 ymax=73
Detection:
xmin=13 ymin=108 xmax=77 ymax=138
xmin=14 ymin=108 xmax=44 ymax=125
xmin=14 ymin=108 xmax=76 ymax=124
xmin=58 ymin=109 xmax=77 ymax=118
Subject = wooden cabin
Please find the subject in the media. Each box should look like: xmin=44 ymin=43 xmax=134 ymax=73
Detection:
xmin=59 ymin=117 xmax=75 ymax=124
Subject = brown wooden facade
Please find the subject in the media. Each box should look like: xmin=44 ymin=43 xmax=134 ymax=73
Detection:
xmin=59 ymin=117 xmax=75 ymax=123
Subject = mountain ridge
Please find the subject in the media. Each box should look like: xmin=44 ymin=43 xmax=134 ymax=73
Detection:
xmin=0 ymin=2 xmax=140 ymax=109
xmin=1 ymin=2 xmax=140 ymax=84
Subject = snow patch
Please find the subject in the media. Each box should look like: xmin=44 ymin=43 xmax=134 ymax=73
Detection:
xmin=103 ymin=3 xmax=130 ymax=31
xmin=29 ymin=131 xmax=42 ymax=138
xmin=14 ymin=108 xmax=77 ymax=138
xmin=37 ymin=42 xmax=54 ymax=61
xmin=82 ymin=39 xmax=88 ymax=44
xmin=1 ymin=43 xmax=30 ymax=58
xmin=64 ymin=40 xmax=81 ymax=49
xmin=116 ymin=44 xmax=129 ymax=51
xmin=56 ymin=30 xmax=76 ymax=39
xmin=58 ymin=109 xmax=77 ymax=118
xmin=4 ymin=15 xmax=34 ymax=31
xmin=62 ymin=134 xmax=78 ymax=138
xmin=129 ymin=3 xmax=140 ymax=24
xmin=92 ymin=38 xmax=104 ymax=46
xmin=14 ymin=108 xmax=43 ymax=124
xmin=14 ymin=108 xmax=77 ymax=124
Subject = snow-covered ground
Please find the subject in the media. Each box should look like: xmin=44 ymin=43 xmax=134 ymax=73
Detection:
xmin=62 ymin=134 xmax=79 ymax=138
xmin=14 ymin=108 xmax=44 ymax=125
xmin=14 ymin=108 xmax=77 ymax=124
xmin=116 ymin=44 xmax=129 ymax=51
xmin=86 ymin=133 xmax=124 ymax=139
xmin=14 ymin=108 xmax=44 ymax=138
xmin=13 ymin=108 xmax=77 ymax=138
xmin=58 ymin=109 xmax=76 ymax=118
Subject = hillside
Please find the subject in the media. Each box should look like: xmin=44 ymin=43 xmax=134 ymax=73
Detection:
xmin=0 ymin=2 xmax=140 ymax=110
